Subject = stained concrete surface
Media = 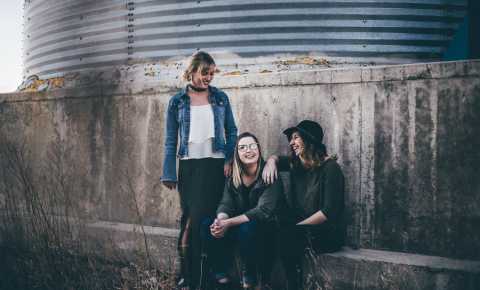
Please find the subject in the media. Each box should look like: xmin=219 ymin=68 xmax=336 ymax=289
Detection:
xmin=310 ymin=248 xmax=480 ymax=290
xmin=0 ymin=60 xmax=479 ymax=262
xmin=373 ymin=77 xmax=480 ymax=260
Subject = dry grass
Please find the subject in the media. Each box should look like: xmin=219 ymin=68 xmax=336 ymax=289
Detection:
xmin=0 ymin=134 xmax=176 ymax=290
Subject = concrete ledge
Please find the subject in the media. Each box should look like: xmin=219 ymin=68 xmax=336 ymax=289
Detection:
xmin=1 ymin=60 xmax=479 ymax=103
xmin=87 ymin=220 xmax=179 ymax=238
xmin=326 ymin=248 xmax=480 ymax=274
xmin=2 ymin=212 xmax=479 ymax=289
xmin=84 ymin=222 xmax=480 ymax=289
xmin=84 ymin=221 xmax=178 ymax=270
xmin=311 ymin=248 xmax=480 ymax=290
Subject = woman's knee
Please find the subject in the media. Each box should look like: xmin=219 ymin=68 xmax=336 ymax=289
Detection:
xmin=236 ymin=220 xmax=258 ymax=241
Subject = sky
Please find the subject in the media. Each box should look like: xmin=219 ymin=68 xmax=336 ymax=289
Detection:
xmin=0 ymin=2 xmax=24 ymax=93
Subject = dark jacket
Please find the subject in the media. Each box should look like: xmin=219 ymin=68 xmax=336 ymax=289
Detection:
xmin=216 ymin=173 xmax=283 ymax=223
xmin=278 ymin=156 xmax=345 ymax=227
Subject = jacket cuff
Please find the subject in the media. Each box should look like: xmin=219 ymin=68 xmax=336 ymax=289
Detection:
xmin=161 ymin=154 xmax=177 ymax=182
xmin=224 ymin=150 xmax=233 ymax=163
xmin=320 ymin=208 xmax=332 ymax=221
xmin=216 ymin=207 xmax=231 ymax=217
xmin=245 ymin=208 xmax=266 ymax=223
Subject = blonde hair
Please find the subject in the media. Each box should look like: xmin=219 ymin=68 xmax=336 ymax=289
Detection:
xmin=232 ymin=132 xmax=264 ymax=188
xmin=182 ymin=51 xmax=215 ymax=82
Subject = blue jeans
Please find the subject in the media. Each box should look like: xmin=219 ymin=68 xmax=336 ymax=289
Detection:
xmin=200 ymin=218 xmax=259 ymax=280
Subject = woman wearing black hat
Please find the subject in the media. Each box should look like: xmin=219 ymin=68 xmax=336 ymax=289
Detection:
xmin=262 ymin=120 xmax=345 ymax=290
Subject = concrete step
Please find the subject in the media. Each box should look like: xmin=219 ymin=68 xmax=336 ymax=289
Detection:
xmin=84 ymin=221 xmax=480 ymax=290
xmin=84 ymin=220 xmax=178 ymax=270
xmin=308 ymin=248 xmax=480 ymax=290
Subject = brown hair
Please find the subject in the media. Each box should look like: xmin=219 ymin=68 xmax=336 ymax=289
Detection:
xmin=232 ymin=132 xmax=264 ymax=188
xmin=182 ymin=51 xmax=216 ymax=82
xmin=290 ymin=131 xmax=327 ymax=170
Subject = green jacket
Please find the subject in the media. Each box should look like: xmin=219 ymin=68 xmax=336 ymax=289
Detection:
xmin=216 ymin=172 xmax=283 ymax=223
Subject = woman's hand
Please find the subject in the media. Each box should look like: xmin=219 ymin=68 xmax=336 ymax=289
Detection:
xmin=224 ymin=162 xmax=232 ymax=177
xmin=262 ymin=156 xmax=278 ymax=184
xmin=162 ymin=181 xmax=177 ymax=190
xmin=210 ymin=218 xmax=230 ymax=238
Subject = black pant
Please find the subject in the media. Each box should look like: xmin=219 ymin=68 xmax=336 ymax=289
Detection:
xmin=177 ymin=158 xmax=225 ymax=288
xmin=279 ymin=223 xmax=342 ymax=290
xmin=201 ymin=218 xmax=259 ymax=279
xmin=200 ymin=218 xmax=276 ymax=287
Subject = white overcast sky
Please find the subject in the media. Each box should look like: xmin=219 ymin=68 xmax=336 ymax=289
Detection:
xmin=0 ymin=1 xmax=23 ymax=93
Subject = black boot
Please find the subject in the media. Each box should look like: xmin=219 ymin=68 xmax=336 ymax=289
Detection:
xmin=177 ymin=246 xmax=191 ymax=289
xmin=197 ymin=252 xmax=211 ymax=290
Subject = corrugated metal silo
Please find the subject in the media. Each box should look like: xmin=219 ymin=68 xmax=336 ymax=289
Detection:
xmin=23 ymin=0 xmax=468 ymax=78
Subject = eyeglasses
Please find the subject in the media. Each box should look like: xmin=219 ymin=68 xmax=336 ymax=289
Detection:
xmin=237 ymin=143 xmax=259 ymax=152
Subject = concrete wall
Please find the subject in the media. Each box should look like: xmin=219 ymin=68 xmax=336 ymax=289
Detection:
xmin=373 ymin=72 xmax=480 ymax=260
xmin=1 ymin=60 xmax=479 ymax=260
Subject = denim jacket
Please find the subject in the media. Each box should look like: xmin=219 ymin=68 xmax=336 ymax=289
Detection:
xmin=161 ymin=86 xmax=238 ymax=182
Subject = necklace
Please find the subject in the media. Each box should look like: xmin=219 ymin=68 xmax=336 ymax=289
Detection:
xmin=188 ymin=84 xmax=208 ymax=92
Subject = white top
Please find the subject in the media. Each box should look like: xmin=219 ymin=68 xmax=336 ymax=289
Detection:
xmin=181 ymin=104 xmax=225 ymax=160
xmin=188 ymin=105 xmax=215 ymax=143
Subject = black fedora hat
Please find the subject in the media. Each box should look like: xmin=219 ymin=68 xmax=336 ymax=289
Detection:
xmin=283 ymin=120 xmax=324 ymax=146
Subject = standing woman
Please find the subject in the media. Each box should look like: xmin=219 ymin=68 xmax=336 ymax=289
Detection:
xmin=161 ymin=51 xmax=238 ymax=290
xmin=262 ymin=120 xmax=345 ymax=290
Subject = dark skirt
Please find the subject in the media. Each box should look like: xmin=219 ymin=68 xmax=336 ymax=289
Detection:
xmin=177 ymin=158 xmax=225 ymax=288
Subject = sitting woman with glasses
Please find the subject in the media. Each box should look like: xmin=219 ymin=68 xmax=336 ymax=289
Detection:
xmin=201 ymin=132 xmax=283 ymax=289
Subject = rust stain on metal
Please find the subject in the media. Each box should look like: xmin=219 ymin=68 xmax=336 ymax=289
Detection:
xmin=19 ymin=75 xmax=65 ymax=92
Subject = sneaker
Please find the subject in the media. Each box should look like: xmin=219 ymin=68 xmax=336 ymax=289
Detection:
xmin=176 ymin=277 xmax=190 ymax=290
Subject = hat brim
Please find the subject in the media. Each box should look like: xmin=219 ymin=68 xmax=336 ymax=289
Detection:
xmin=283 ymin=126 xmax=322 ymax=146
xmin=282 ymin=127 xmax=298 ymax=140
